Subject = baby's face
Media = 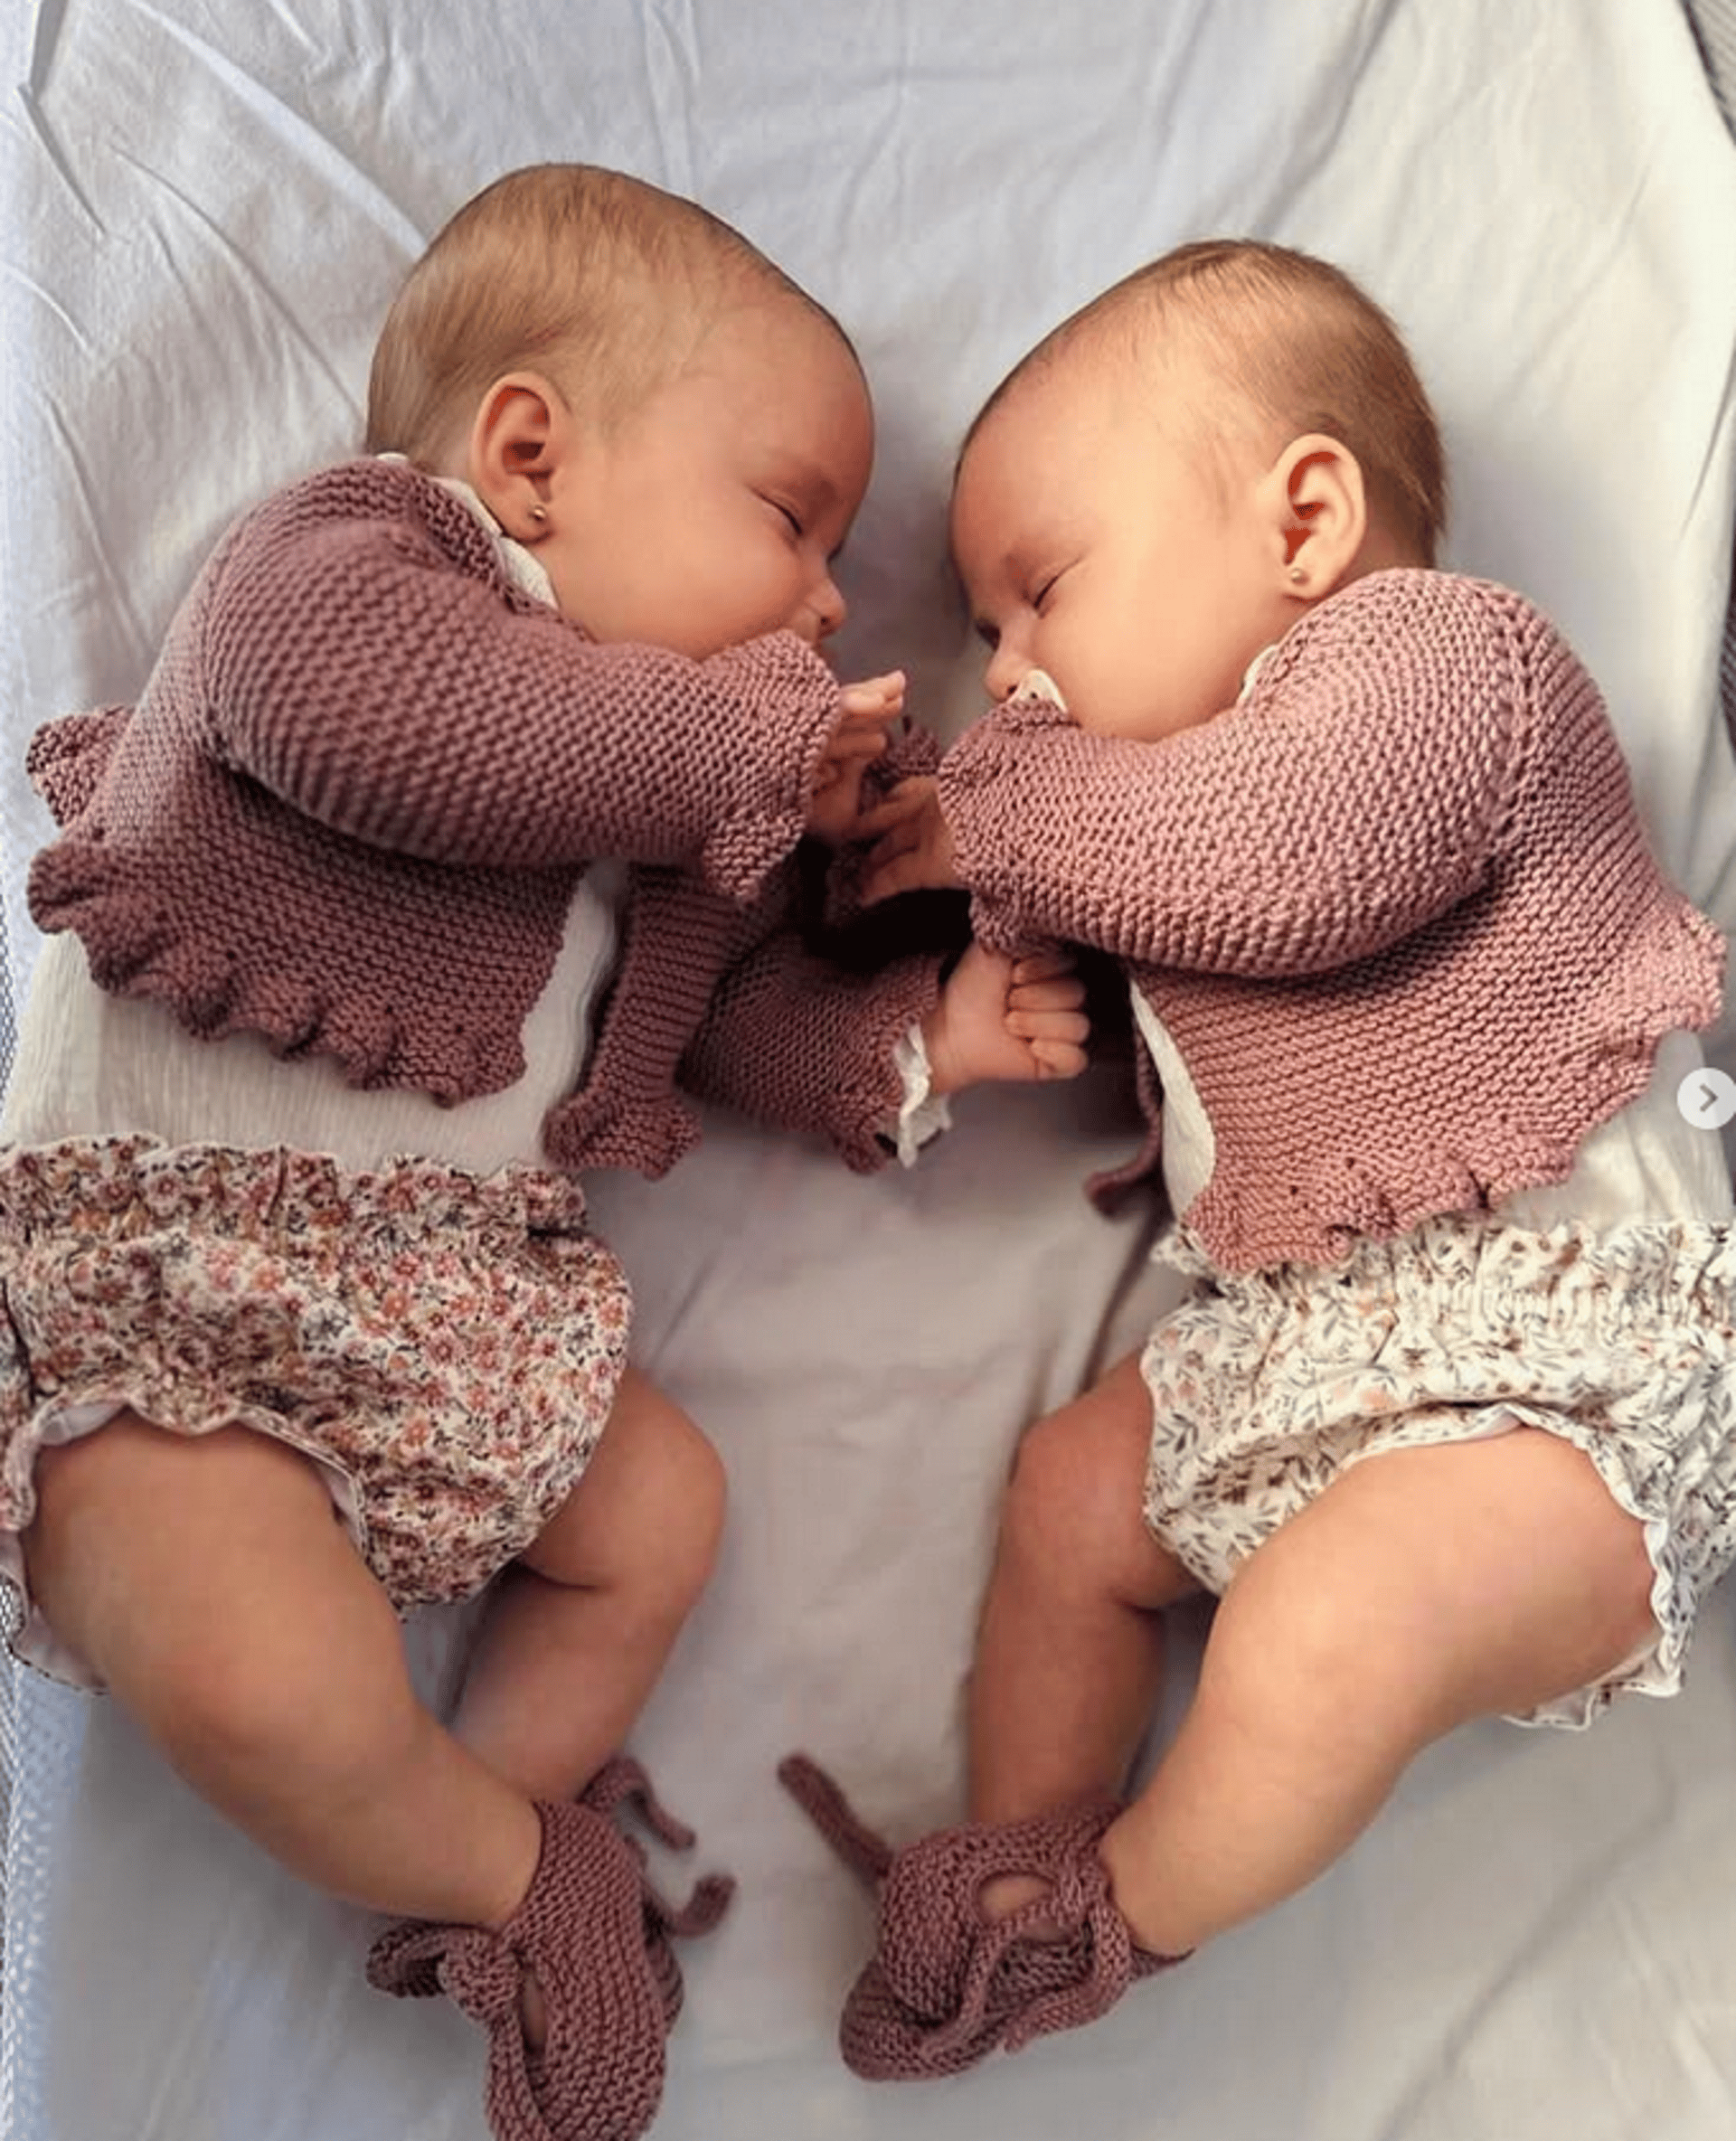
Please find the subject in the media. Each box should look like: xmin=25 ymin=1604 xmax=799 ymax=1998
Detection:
xmin=950 ymin=354 xmax=1292 ymax=741
xmin=539 ymin=297 xmax=873 ymax=659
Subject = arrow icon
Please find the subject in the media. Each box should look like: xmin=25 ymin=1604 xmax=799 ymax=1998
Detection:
xmin=1677 ymin=1067 xmax=1736 ymax=1130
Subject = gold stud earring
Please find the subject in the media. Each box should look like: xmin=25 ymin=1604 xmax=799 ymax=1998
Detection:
xmin=1288 ymin=564 xmax=1306 ymax=583
xmin=528 ymin=504 xmax=549 ymax=526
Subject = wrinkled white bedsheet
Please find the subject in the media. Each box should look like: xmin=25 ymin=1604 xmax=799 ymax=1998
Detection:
xmin=3 ymin=4 xmax=1736 ymax=2136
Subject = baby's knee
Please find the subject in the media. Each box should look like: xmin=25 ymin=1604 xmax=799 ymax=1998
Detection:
xmin=531 ymin=1381 xmax=726 ymax=1605
xmin=156 ymin=1638 xmax=300 ymax=1780
xmin=999 ymin=1403 xmax=1152 ymax=1589
xmin=658 ymin=1410 xmax=726 ymax=1596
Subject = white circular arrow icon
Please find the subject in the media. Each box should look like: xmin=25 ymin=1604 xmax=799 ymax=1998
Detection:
xmin=1676 ymin=1066 xmax=1736 ymax=1130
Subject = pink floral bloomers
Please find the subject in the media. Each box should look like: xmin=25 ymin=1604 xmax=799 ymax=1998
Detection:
xmin=0 ymin=1137 xmax=631 ymax=1683
xmin=1139 ymin=1212 xmax=1736 ymax=1727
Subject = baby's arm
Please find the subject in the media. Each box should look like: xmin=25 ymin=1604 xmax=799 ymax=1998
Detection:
xmin=198 ymin=484 xmax=860 ymax=903
xmin=676 ymin=910 xmax=1086 ymax=1172
xmin=868 ymin=577 xmax=1522 ymax=974
xmin=948 ymin=699 xmax=1495 ymax=973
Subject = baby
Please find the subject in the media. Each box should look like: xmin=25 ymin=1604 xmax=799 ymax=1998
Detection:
xmin=786 ymin=238 xmax=1736 ymax=2074
xmin=0 ymin=164 xmax=1086 ymax=2141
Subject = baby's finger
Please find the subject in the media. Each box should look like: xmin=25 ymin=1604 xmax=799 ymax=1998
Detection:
xmin=838 ymin=669 xmax=907 ymax=716
xmin=1006 ymin=1007 xmax=1090 ymax=1046
xmin=864 ymin=818 xmax=926 ymax=872
xmin=1011 ymin=949 xmax=1076 ymax=986
xmin=854 ymin=788 xmax=933 ymax=840
xmin=826 ymin=721 xmax=895 ymax=762
xmin=1008 ymin=977 xmax=1087 ymax=1015
xmin=1030 ymin=1036 xmax=1090 ymax=1080
xmin=859 ymin=851 xmax=933 ymax=905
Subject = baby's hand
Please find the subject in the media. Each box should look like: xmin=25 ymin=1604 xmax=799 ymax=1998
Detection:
xmin=806 ymin=670 xmax=906 ymax=846
xmin=855 ymin=776 xmax=958 ymax=901
xmin=921 ymin=943 xmax=1089 ymax=1094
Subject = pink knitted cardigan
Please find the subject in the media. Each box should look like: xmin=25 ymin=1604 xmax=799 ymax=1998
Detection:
xmin=25 ymin=458 xmax=941 ymax=1176
xmin=938 ymin=569 xmax=1725 ymax=1271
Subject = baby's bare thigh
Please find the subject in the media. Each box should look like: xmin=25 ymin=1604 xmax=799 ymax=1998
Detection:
xmin=1238 ymin=1425 xmax=1656 ymax=1725
xmin=25 ymin=1409 xmax=351 ymax=1688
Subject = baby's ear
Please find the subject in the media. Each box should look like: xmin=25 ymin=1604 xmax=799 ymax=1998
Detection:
xmin=464 ymin=371 xmax=568 ymax=543
xmin=1260 ymin=432 xmax=1368 ymax=599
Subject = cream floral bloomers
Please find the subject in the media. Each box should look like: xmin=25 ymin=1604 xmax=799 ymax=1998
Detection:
xmin=0 ymin=1137 xmax=631 ymax=1685
xmin=1139 ymin=1212 xmax=1736 ymax=1727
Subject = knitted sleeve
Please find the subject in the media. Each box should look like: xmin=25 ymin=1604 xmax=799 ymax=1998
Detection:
xmin=678 ymin=921 xmax=946 ymax=1171
xmin=938 ymin=571 xmax=1523 ymax=975
xmin=195 ymin=476 xmax=842 ymax=903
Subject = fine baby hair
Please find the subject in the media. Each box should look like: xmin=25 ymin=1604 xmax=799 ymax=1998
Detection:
xmin=971 ymin=238 xmax=1447 ymax=568
xmin=366 ymin=161 xmax=850 ymax=463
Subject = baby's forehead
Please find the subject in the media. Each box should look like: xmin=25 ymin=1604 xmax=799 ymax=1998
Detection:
xmin=957 ymin=351 xmax=1090 ymax=476
xmin=958 ymin=331 xmax=1189 ymax=484
xmin=690 ymin=285 xmax=863 ymax=389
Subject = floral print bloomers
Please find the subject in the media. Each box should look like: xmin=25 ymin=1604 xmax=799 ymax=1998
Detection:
xmin=1139 ymin=1212 xmax=1736 ymax=1727
xmin=0 ymin=1137 xmax=631 ymax=1686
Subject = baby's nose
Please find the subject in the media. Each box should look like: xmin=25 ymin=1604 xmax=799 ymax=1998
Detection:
xmin=811 ymin=576 xmax=846 ymax=643
xmin=984 ymin=639 xmax=1024 ymax=703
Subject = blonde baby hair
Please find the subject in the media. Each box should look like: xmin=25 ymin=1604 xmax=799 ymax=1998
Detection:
xmin=365 ymin=162 xmax=851 ymax=465
xmin=973 ymin=238 xmax=1448 ymax=566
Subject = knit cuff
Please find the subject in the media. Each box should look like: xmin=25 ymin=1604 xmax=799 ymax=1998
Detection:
xmin=695 ymin=633 xmax=843 ymax=904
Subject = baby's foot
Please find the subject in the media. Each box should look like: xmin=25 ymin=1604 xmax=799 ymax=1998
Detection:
xmin=779 ymin=1754 xmax=1184 ymax=2082
xmin=366 ymin=1798 xmax=682 ymax=2141
xmin=979 ymin=1870 xmax=1054 ymax=1923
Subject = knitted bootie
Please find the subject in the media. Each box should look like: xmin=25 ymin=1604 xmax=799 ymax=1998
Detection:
xmin=367 ymin=1756 xmax=734 ymax=2019
xmin=779 ymin=1752 xmax=1182 ymax=2080
xmin=579 ymin=1754 xmax=735 ymax=2025
xmin=367 ymin=1781 xmax=731 ymax=2141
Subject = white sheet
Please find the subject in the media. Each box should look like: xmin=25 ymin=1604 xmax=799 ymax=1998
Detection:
xmin=4 ymin=5 xmax=1736 ymax=2137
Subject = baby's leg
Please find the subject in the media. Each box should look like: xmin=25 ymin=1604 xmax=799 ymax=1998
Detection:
xmin=452 ymin=1365 xmax=725 ymax=1802
xmin=1102 ymin=1427 xmax=1656 ymax=1958
xmin=969 ymin=1351 xmax=1199 ymax=1825
xmin=24 ymin=1410 xmax=541 ymax=1929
